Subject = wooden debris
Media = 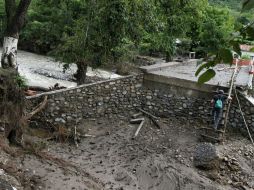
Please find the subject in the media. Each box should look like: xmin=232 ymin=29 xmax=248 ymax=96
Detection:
xmin=130 ymin=118 xmax=145 ymax=124
xmin=134 ymin=119 xmax=145 ymax=138
xmin=137 ymin=108 xmax=161 ymax=129
xmin=74 ymin=126 xmax=78 ymax=148
xmin=79 ymin=134 xmax=96 ymax=138
xmin=28 ymin=86 xmax=50 ymax=92
xmin=24 ymin=95 xmax=48 ymax=120
xmin=24 ymin=89 xmax=36 ymax=96
xmin=131 ymin=112 xmax=143 ymax=119
xmin=137 ymin=108 xmax=158 ymax=120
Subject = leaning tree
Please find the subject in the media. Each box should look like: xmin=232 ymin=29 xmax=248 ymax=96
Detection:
xmin=1 ymin=0 xmax=31 ymax=69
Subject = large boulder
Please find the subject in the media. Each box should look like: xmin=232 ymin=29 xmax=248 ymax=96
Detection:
xmin=194 ymin=143 xmax=220 ymax=170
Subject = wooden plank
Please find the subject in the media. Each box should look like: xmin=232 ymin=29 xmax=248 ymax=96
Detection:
xmin=134 ymin=119 xmax=145 ymax=137
xmin=201 ymin=134 xmax=222 ymax=142
xmin=131 ymin=112 xmax=143 ymax=119
xmin=137 ymin=108 xmax=158 ymax=120
xmin=137 ymin=108 xmax=161 ymax=129
xmin=130 ymin=118 xmax=144 ymax=124
xmin=198 ymin=127 xmax=214 ymax=131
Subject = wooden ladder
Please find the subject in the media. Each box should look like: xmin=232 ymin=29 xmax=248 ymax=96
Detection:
xmin=199 ymin=102 xmax=228 ymax=143
xmin=199 ymin=59 xmax=239 ymax=143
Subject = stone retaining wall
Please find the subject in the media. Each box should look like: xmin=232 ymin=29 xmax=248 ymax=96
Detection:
xmin=27 ymin=75 xmax=144 ymax=126
xmin=27 ymin=74 xmax=254 ymax=134
xmin=229 ymin=95 xmax=254 ymax=133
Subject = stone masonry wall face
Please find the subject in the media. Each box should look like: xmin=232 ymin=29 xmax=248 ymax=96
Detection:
xmin=28 ymin=74 xmax=254 ymax=134
xmin=29 ymin=75 xmax=144 ymax=126
xmin=229 ymin=96 xmax=254 ymax=133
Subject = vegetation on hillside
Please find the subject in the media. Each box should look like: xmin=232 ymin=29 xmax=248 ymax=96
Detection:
xmin=0 ymin=0 xmax=254 ymax=83
xmin=209 ymin=0 xmax=241 ymax=10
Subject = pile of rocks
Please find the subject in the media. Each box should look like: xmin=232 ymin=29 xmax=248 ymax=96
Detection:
xmin=218 ymin=155 xmax=252 ymax=189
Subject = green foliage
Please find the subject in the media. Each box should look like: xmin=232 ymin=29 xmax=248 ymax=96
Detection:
xmin=2 ymin=0 xmax=253 ymax=85
xmin=196 ymin=0 xmax=254 ymax=83
xmin=241 ymin=54 xmax=251 ymax=60
xmin=51 ymin=0 xmax=130 ymax=70
xmin=157 ymin=0 xmax=208 ymax=60
xmin=242 ymin=0 xmax=254 ymax=11
xmin=194 ymin=6 xmax=235 ymax=56
xmin=20 ymin=0 xmax=82 ymax=53
xmin=15 ymin=74 xmax=28 ymax=88
xmin=0 ymin=1 xmax=6 ymax=43
xmin=198 ymin=69 xmax=216 ymax=84
xmin=209 ymin=0 xmax=241 ymax=10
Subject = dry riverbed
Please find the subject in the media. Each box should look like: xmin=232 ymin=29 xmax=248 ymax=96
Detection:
xmin=0 ymin=117 xmax=253 ymax=190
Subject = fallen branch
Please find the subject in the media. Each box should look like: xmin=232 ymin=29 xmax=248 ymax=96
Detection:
xmin=24 ymin=95 xmax=48 ymax=120
xmin=134 ymin=119 xmax=145 ymax=138
xmin=74 ymin=126 xmax=78 ymax=148
xmin=131 ymin=112 xmax=143 ymax=119
xmin=130 ymin=118 xmax=145 ymax=124
xmin=137 ymin=108 xmax=161 ymax=129
xmin=28 ymin=86 xmax=50 ymax=92
xmin=137 ymin=108 xmax=158 ymax=120
xmin=79 ymin=134 xmax=96 ymax=138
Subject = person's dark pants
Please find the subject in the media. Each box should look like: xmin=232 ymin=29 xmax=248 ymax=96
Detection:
xmin=212 ymin=108 xmax=222 ymax=130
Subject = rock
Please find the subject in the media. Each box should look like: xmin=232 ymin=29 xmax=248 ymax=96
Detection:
xmin=55 ymin=118 xmax=66 ymax=124
xmin=223 ymin=157 xmax=228 ymax=162
xmin=194 ymin=143 xmax=220 ymax=170
xmin=146 ymin=96 xmax=152 ymax=100
xmin=0 ymin=178 xmax=14 ymax=190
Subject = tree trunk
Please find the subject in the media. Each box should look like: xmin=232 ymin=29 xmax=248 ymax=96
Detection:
xmin=0 ymin=0 xmax=31 ymax=144
xmin=1 ymin=0 xmax=32 ymax=69
xmin=75 ymin=62 xmax=88 ymax=85
xmin=1 ymin=37 xmax=18 ymax=69
xmin=165 ymin=51 xmax=172 ymax=62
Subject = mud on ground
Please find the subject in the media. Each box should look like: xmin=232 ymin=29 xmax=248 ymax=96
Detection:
xmin=0 ymin=116 xmax=253 ymax=190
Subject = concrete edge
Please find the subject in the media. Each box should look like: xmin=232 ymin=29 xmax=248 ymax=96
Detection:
xmin=143 ymin=72 xmax=222 ymax=93
xmin=26 ymin=74 xmax=142 ymax=99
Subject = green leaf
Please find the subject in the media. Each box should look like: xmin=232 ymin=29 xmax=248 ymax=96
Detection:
xmin=242 ymin=0 xmax=254 ymax=11
xmin=195 ymin=61 xmax=213 ymax=77
xmin=219 ymin=48 xmax=233 ymax=64
xmin=198 ymin=69 xmax=216 ymax=84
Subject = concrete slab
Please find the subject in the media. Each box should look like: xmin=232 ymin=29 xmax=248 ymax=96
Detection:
xmin=146 ymin=60 xmax=250 ymax=88
xmin=235 ymin=66 xmax=250 ymax=88
xmin=140 ymin=59 xmax=197 ymax=73
xmin=140 ymin=62 xmax=180 ymax=72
